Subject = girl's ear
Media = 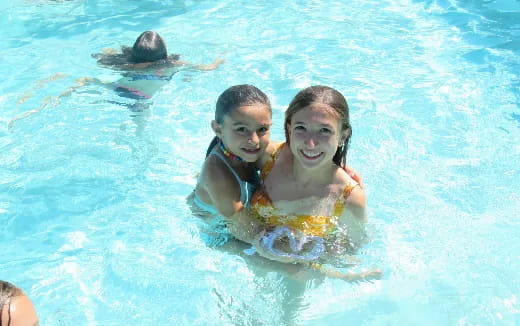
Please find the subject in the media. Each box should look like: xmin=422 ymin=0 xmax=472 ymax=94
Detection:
xmin=340 ymin=128 xmax=351 ymax=146
xmin=211 ymin=120 xmax=222 ymax=137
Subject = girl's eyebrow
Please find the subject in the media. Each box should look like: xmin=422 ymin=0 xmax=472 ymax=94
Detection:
xmin=231 ymin=121 xmax=249 ymax=126
xmin=293 ymin=121 xmax=334 ymax=127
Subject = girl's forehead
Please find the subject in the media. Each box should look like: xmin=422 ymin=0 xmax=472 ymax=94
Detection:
xmin=291 ymin=104 xmax=340 ymax=124
xmin=225 ymin=104 xmax=272 ymax=124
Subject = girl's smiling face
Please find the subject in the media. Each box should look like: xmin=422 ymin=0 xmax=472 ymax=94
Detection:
xmin=287 ymin=103 xmax=346 ymax=169
xmin=212 ymin=104 xmax=272 ymax=162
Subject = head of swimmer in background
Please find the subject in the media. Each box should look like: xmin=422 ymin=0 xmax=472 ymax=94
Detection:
xmin=207 ymin=85 xmax=272 ymax=162
xmin=129 ymin=31 xmax=168 ymax=63
xmin=284 ymin=85 xmax=351 ymax=168
xmin=1 ymin=281 xmax=39 ymax=326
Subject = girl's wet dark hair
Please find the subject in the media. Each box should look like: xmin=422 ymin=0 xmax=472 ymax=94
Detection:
xmin=0 ymin=280 xmax=21 ymax=326
xmin=206 ymin=85 xmax=271 ymax=157
xmin=129 ymin=31 xmax=167 ymax=63
xmin=284 ymin=85 xmax=351 ymax=167
xmin=92 ymin=31 xmax=180 ymax=70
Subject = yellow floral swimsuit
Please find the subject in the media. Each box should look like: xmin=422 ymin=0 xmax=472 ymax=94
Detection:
xmin=251 ymin=143 xmax=359 ymax=238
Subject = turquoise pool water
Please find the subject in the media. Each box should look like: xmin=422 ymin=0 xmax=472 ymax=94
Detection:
xmin=1 ymin=0 xmax=519 ymax=325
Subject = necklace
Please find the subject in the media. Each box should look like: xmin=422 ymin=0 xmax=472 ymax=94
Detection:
xmin=219 ymin=140 xmax=244 ymax=162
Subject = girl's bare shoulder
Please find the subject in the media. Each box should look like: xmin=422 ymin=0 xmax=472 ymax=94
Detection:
xmin=200 ymin=155 xmax=235 ymax=186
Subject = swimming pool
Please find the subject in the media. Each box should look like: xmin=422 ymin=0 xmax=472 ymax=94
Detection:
xmin=1 ymin=0 xmax=519 ymax=324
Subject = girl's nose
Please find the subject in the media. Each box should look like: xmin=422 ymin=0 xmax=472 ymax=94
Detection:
xmin=304 ymin=136 xmax=316 ymax=148
xmin=249 ymin=132 xmax=260 ymax=144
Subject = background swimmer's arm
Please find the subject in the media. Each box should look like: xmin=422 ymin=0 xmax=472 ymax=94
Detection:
xmin=175 ymin=58 xmax=225 ymax=71
xmin=102 ymin=47 xmax=118 ymax=55
xmin=8 ymin=95 xmax=60 ymax=130
xmin=59 ymin=77 xmax=109 ymax=97
xmin=8 ymin=77 xmax=108 ymax=130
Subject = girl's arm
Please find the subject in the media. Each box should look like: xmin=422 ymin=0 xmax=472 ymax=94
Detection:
xmin=315 ymin=264 xmax=383 ymax=282
xmin=200 ymin=157 xmax=247 ymax=218
xmin=336 ymin=182 xmax=368 ymax=251
xmin=255 ymin=140 xmax=284 ymax=170
xmin=198 ymin=157 xmax=266 ymax=243
xmin=8 ymin=77 xmax=109 ymax=130
xmin=175 ymin=58 xmax=225 ymax=71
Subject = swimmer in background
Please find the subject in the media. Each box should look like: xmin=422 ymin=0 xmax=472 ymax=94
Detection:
xmin=0 ymin=280 xmax=39 ymax=326
xmin=8 ymin=30 xmax=225 ymax=131
xmin=84 ymin=30 xmax=225 ymax=101
xmin=190 ymin=84 xmax=377 ymax=282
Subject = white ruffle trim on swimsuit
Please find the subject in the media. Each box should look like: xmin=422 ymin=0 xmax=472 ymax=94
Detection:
xmin=242 ymin=226 xmax=325 ymax=261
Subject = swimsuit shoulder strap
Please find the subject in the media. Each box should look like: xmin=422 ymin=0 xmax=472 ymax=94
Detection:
xmin=332 ymin=183 xmax=361 ymax=216
xmin=210 ymin=150 xmax=252 ymax=207
xmin=260 ymin=142 xmax=285 ymax=180
xmin=209 ymin=151 xmax=242 ymax=184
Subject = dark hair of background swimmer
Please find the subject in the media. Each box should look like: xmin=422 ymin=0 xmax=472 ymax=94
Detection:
xmin=206 ymin=84 xmax=272 ymax=157
xmin=92 ymin=31 xmax=180 ymax=69
xmin=284 ymin=85 xmax=351 ymax=167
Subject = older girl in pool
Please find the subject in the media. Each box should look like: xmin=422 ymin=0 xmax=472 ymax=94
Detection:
xmin=250 ymin=85 xmax=381 ymax=281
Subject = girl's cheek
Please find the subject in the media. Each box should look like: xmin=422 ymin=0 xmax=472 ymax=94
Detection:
xmin=293 ymin=133 xmax=306 ymax=142
xmin=319 ymin=134 xmax=334 ymax=142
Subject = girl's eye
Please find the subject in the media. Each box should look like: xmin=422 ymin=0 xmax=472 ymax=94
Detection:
xmin=258 ymin=127 xmax=269 ymax=134
xmin=236 ymin=127 xmax=247 ymax=133
xmin=294 ymin=126 xmax=306 ymax=131
xmin=320 ymin=128 xmax=332 ymax=134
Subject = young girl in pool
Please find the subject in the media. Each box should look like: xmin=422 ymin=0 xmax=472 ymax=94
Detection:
xmin=191 ymin=84 xmax=271 ymax=243
xmin=1 ymin=280 xmax=39 ymax=326
xmin=192 ymin=84 xmax=378 ymax=281
xmin=8 ymin=31 xmax=224 ymax=129
xmin=250 ymin=85 xmax=382 ymax=281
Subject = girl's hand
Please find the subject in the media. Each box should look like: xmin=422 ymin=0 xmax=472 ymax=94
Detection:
xmin=102 ymin=47 xmax=118 ymax=55
xmin=343 ymin=165 xmax=363 ymax=187
xmin=209 ymin=58 xmax=226 ymax=69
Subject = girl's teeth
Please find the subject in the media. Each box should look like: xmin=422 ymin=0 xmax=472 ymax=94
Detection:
xmin=303 ymin=150 xmax=320 ymax=158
